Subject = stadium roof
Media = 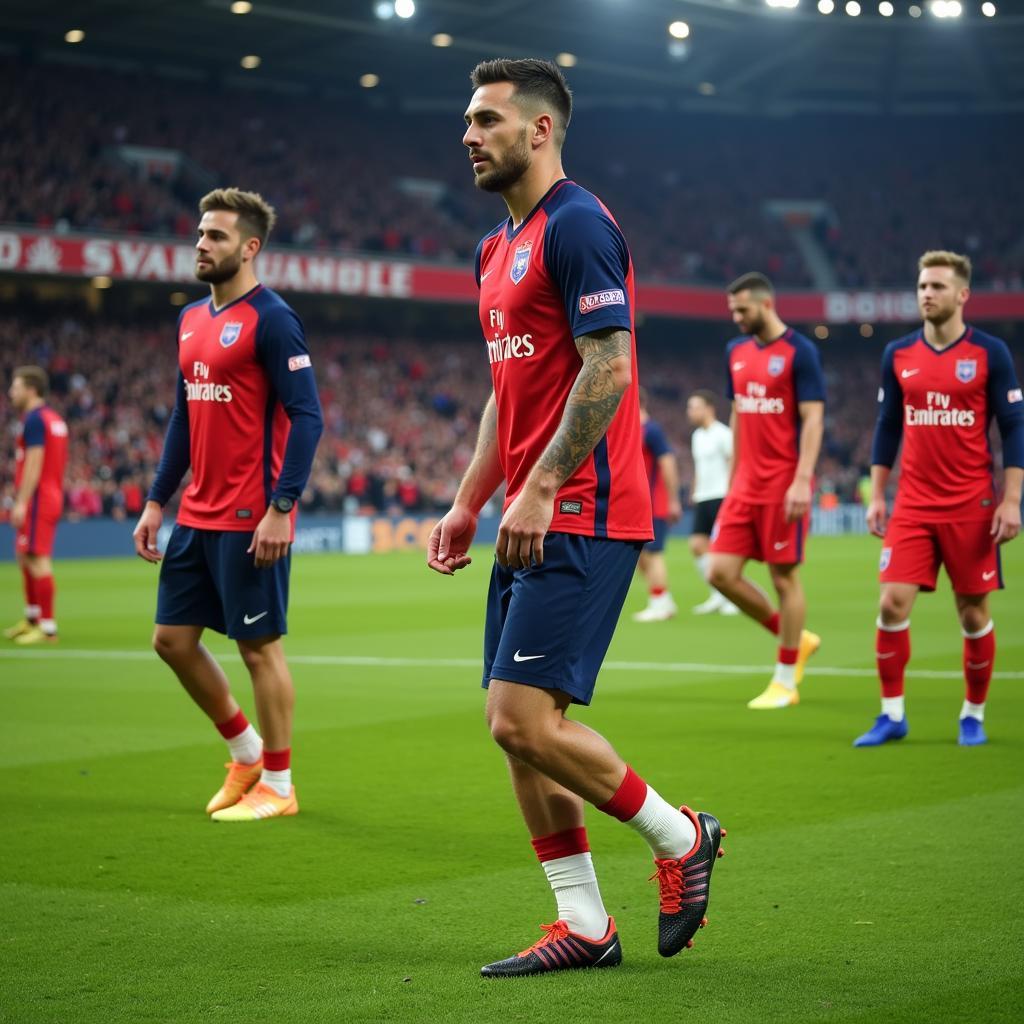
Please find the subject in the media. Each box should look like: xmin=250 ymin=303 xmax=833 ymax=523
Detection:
xmin=2 ymin=0 xmax=1023 ymax=116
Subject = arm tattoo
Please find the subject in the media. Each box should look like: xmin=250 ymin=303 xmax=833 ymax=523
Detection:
xmin=536 ymin=328 xmax=632 ymax=485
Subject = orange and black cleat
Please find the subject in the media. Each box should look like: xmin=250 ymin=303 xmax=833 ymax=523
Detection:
xmin=480 ymin=918 xmax=622 ymax=978
xmin=651 ymin=807 xmax=726 ymax=957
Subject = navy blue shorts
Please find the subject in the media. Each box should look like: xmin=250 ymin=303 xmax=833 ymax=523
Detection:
xmin=643 ymin=517 xmax=669 ymax=553
xmin=156 ymin=525 xmax=289 ymax=640
xmin=483 ymin=532 xmax=642 ymax=706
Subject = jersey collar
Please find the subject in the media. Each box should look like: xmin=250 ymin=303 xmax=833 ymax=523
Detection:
xmin=208 ymin=283 xmax=263 ymax=318
xmin=750 ymin=327 xmax=792 ymax=349
xmin=505 ymin=178 xmax=571 ymax=242
xmin=918 ymin=324 xmax=972 ymax=355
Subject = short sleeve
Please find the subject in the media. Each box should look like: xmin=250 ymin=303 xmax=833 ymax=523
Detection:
xmin=22 ymin=410 xmax=46 ymax=447
xmin=645 ymin=421 xmax=672 ymax=458
xmin=793 ymin=339 xmax=826 ymax=404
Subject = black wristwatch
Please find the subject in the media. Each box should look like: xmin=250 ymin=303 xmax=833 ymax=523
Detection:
xmin=270 ymin=495 xmax=294 ymax=514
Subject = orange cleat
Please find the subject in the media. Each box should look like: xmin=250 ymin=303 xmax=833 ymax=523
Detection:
xmin=210 ymin=781 xmax=298 ymax=822
xmin=205 ymin=760 xmax=262 ymax=815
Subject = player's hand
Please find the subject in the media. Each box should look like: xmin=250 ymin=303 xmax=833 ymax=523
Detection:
xmin=666 ymin=498 xmax=683 ymax=525
xmin=496 ymin=484 xmax=553 ymax=570
xmin=10 ymin=500 xmax=27 ymax=530
xmin=427 ymin=504 xmax=477 ymax=575
xmin=132 ymin=501 xmax=164 ymax=563
xmin=784 ymin=477 xmax=812 ymax=523
xmin=991 ymin=497 xmax=1021 ymax=545
xmin=248 ymin=507 xmax=291 ymax=568
xmin=866 ymin=497 xmax=888 ymax=538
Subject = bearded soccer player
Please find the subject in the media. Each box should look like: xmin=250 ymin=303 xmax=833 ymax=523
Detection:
xmin=133 ymin=188 xmax=323 ymax=820
xmin=857 ymin=251 xmax=1023 ymax=748
xmin=706 ymin=273 xmax=825 ymax=709
xmin=4 ymin=367 xmax=68 ymax=645
xmin=632 ymin=387 xmax=683 ymax=622
xmin=427 ymin=59 xmax=725 ymax=978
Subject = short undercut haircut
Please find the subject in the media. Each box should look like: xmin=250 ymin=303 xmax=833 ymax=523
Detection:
xmin=919 ymin=250 xmax=972 ymax=285
xmin=14 ymin=365 xmax=49 ymax=397
xmin=470 ymin=58 xmax=573 ymax=145
xmin=199 ymin=187 xmax=277 ymax=249
xmin=728 ymin=272 xmax=774 ymax=298
xmin=689 ymin=389 xmax=717 ymax=410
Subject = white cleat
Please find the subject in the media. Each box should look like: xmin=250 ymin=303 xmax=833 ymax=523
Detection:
xmin=693 ymin=596 xmax=724 ymax=615
xmin=632 ymin=599 xmax=678 ymax=622
xmin=718 ymin=601 xmax=740 ymax=616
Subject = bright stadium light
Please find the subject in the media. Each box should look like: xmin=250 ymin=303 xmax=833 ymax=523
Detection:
xmin=845 ymin=1 xmax=861 ymax=14
xmin=982 ymin=2 xmax=996 ymax=14
xmin=431 ymin=33 xmax=452 ymax=47
xmin=859 ymin=324 xmax=874 ymax=338
xmin=240 ymin=55 xmax=261 ymax=69
xmin=394 ymin=0 xmax=416 ymax=18
xmin=817 ymin=0 xmax=835 ymax=12
xmin=230 ymin=1 xmax=253 ymax=13
xmin=64 ymin=29 xmax=85 ymax=43
xmin=878 ymin=1 xmax=894 ymax=15
xmin=373 ymin=2 xmax=395 ymax=19
xmin=556 ymin=52 xmax=578 ymax=68
xmin=814 ymin=325 xmax=829 ymax=340
xmin=908 ymin=3 xmax=922 ymax=14
xmin=765 ymin=0 xmax=800 ymax=9
xmin=668 ymin=20 xmax=690 ymax=39
xmin=360 ymin=73 xmax=380 ymax=88
xmin=91 ymin=276 xmax=113 ymax=290
xmin=930 ymin=0 xmax=960 ymax=15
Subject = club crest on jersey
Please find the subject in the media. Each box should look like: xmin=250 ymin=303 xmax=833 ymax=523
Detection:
xmin=509 ymin=239 xmax=533 ymax=285
xmin=220 ymin=321 xmax=243 ymax=348
xmin=955 ymin=359 xmax=977 ymax=383
xmin=768 ymin=355 xmax=786 ymax=377
xmin=879 ymin=547 xmax=892 ymax=572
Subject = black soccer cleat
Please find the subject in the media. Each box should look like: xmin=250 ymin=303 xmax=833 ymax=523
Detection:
xmin=651 ymin=806 xmax=726 ymax=957
xmin=480 ymin=918 xmax=622 ymax=978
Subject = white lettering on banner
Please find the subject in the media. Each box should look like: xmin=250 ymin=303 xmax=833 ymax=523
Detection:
xmin=825 ymin=292 xmax=918 ymax=324
xmin=116 ymin=242 xmax=148 ymax=277
xmin=172 ymin=245 xmax=195 ymax=278
xmin=0 ymin=233 xmax=21 ymax=270
xmin=83 ymin=239 xmax=114 ymax=275
xmin=26 ymin=237 xmax=61 ymax=272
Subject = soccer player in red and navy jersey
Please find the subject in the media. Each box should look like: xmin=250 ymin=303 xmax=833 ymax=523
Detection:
xmin=857 ymin=251 xmax=1023 ymax=748
xmin=427 ymin=59 xmax=724 ymax=978
xmin=632 ymin=387 xmax=682 ymax=622
xmin=133 ymin=188 xmax=323 ymax=820
xmin=4 ymin=366 xmax=68 ymax=646
xmin=706 ymin=273 xmax=826 ymax=709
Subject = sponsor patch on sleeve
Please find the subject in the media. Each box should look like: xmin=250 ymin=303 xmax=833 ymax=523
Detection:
xmin=877 ymin=387 xmax=885 ymax=403
xmin=1009 ymin=388 xmax=1023 ymax=404
xmin=578 ymin=289 xmax=626 ymax=316
xmin=288 ymin=354 xmax=312 ymax=371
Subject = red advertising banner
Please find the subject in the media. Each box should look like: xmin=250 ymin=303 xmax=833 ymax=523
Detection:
xmin=1 ymin=227 xmax=1021 ymax=323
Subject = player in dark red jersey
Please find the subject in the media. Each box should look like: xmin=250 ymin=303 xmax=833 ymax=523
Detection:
xmin=632 ymin=388 xmax=682 ymax=622
xmin=4 ymin=366 xmax=68 ymax=646
xmin=706 ymin=273 xmax=826 ymax=709
xmin=858 ymin=251 xmax=1024 ymax=748
xmin=427 ymin=58 xmax=724 ymax=978
xmin=133 ymin=188 xmax=323 ymax=820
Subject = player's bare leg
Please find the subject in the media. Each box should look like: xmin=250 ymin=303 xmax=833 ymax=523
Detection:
xmin=153 ymin=624 xmax=264 ymax=810
xmin=953 ymin=592 xmax=994 ymax=746
xmin=210 ymin=635 xmax=299 ymax=820
xmin=633 ymin=550 xmax=676 ymax=622
xmin=707 ymin=553 xmax=776 ymax=623
xmin=5 ymin=551 xmax=39 ymax=639
xmin=855 ymin=583 xmax=918 ymax=747
xmin=11 ymin=553 xmax=59 ymax=645
xmin=769 ymin=563 xmax=804 ymax=650
xmin=689 ymin=535 xmax=735 ymax=614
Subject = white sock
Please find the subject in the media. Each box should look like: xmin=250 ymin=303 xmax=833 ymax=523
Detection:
xmin=960 ymin=700 xmax=985 ymax=722
xmin=695 ymin=554 xmax=710 ymax=582
xmin=541 ymin=853 xmax=609 ymax=940
xmin=625 ymin=786 xmax=697 ymax=859
xmin=882 ymin=696 xmax=905 ymax=722
xmin=774 ymin=662 xmax=796 ymax=689
xmin=227 ymin=724 xmax=263 ymax=766
xmin=25 ymin=604 xmax=40 ymax=621
xmin=39 ymin=618 xmax=57 ymax=636
xmin=261 ymin=768 xmax=291 ymax=797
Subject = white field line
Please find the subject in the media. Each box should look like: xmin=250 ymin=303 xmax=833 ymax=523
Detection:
xmin=0 ymin=647 xmax=1022 ymax=680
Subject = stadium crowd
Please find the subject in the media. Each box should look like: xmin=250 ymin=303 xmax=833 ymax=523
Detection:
xmin=4 ymin=57 xmax=1022 ymax=289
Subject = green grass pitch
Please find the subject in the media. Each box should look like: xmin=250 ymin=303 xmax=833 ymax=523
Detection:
xmin=1 ymin=535 xmax=1022 ymax=1023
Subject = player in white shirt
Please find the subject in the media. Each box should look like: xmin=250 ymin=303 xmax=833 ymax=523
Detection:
xmin=687 ymin=391 xmax=738 ymax=615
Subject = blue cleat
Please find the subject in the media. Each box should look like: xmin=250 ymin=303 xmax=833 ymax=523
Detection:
xmin=958 ymin=717 xmax=987 ymax=746
xmin=853 ymin=714 xmax=908 ymax=747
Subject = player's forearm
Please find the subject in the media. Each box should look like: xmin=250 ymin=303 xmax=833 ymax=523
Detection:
xmin=1002 ymin=466 xmax=1023 ymax=506
xmin=869 ymin=465 xmax=891 ymax=502
xmin=454 ymin=394 xmax=504 ymax=513
xmin=529 ymin=329 xmax=631 ymax=497
xmin=15 ymin=450 xmax=43 ymax=503
xmin=793 ymin=404 xmax=824 ymax=483
xmin=727 ymin=407 xmax=738 ymax=486
xmin=658 ymin=454 xmax=681 ymax=500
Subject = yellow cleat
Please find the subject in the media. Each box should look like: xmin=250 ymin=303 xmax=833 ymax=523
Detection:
xmin=12 ymin=626 xmax=57 ymax=646
xmin=210 ymin=782 xmax=298 ymax=822
xmin=794 ymin=630 xmax=821 ymax=685
xmin=205 ymin=760 xmax=263 ymax=815
xmin=747 ymin=681 xmax=800 ymax=710
xmin=3 ymin=618 xmax=34 ymax=640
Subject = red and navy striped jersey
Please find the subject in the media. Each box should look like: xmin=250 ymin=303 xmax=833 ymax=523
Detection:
xmin=724 ymin=329 xmax=826 ymax=504
xmin=148 ymin=284 xmax=323 ymax=533
xmin=871 ymin=325 xmax=1024 ymax=522
xmin=16 ymin=405 xmax=68 ymax=514
xmin=474 ymin=179 xmax=651 ymax=541
xmin=642 ymin=418 xmax=672 ymax=519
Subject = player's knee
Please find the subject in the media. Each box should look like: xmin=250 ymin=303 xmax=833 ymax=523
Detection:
xmin=958 ymin=604 xmax=989 ymax=635
xmin=487 ymin=707 xmax=544 ymax=761
xmin=152 ymin=627 xmax=191 ymax=664
xmin=706 ymin=560 xmax=732 ymax=591
xmin=688 ymin=536 xmax=706 ymax=558
xmin=878 ymin=592 xmax=910 ymax=625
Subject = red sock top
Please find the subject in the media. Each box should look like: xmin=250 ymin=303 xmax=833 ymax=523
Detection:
xmin=215 ymin=708 xmax=249 ymax=740
xmin=597 ymin=765 xmax=648 ymax=822
xmin=762 ymin=611 xmax=781 ymax=636
xmin=263 ymin=747 xmax=291 ymax=772
xmin=777 ymin=646 xmax=799 ymax=665
xmin=531 ymin=827 xmax=590 ymax=863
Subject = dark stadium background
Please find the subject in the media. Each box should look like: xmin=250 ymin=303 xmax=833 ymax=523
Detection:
xmin=2 ymin=0 xmax=1022 ymax=553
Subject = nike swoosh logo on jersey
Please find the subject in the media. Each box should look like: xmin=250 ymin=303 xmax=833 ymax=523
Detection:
xmin=513 ymin=650 xmax=545 ymax=662
xmin=181 ymin=331 xmax=194 ymax=341
xmin=966 ymin=660 xmax=990 ymax=670
xmin=773 ymin=541 xmax=789 ymax=550
xmin=900 ymin=369 xmax=920 ymax=378
xmin=243 ymin=611 xmax=269 ymax=625
xmin=732 ymin=362 xmax=745 ymax=371
xmin=480 ymin=270 xmax=493 ymax=282
xmin=982 ymin=570 xmax=996 ymax=580
xmin=876 ymin=652 xmax=896 ymax=660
